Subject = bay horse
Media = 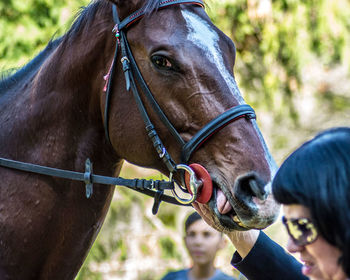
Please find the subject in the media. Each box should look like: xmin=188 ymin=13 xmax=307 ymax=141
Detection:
xmin=0 ymin=0 xmax=280 ymax=279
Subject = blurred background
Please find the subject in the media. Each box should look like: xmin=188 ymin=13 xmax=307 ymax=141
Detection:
xmin=1 ymin=0 xmax=350 ymax=279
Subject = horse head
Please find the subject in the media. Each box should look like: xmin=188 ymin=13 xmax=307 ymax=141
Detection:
xmin=105 ymin=0 xmax=280 ymax=231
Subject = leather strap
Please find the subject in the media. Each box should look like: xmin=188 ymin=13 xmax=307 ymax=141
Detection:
xmin=181 ymin=105 xmax=256 ymax=163
xmin=124 ymin=38 xmax=185 ymax=147
xmin=0 ymin=157 xmax=185 ymax=206
xmin=118 ymin=0 xmax=204 ymax=30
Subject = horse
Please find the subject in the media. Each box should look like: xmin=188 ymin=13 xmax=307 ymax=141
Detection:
xmin=0 ymin=0 xmax=280 ymax=279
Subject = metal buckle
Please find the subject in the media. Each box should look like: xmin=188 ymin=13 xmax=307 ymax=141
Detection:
xmin=169 ymin=164 xmax=202 ymax=205
xmin=84 ymin=158 xmax=93 ymax=199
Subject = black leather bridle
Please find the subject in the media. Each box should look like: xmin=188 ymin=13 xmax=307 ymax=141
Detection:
xmin=0 ymin=0 xmax=256 ymax=214
xmin=103 ymin=0 xmax=256 ymax=200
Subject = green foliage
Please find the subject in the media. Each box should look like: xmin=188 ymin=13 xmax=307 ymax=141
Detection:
xmin=0 ymin=0 xmax=89 ymax=68
xmin=207 ymin=0 xmax=350 ymax=125
xmin=156 ymin=204 xmax=178 ymax=228
xmin=159 ymin=236 xmax=180 ymax=260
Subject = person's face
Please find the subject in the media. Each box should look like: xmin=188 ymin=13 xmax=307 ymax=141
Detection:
xmin=283 ymin=205 xmax=347 ymax=280
xmin=184 ymin=219 xmax=225 ymax=266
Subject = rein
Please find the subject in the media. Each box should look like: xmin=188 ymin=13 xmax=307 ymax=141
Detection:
xmin=0 ymin=0 xmax=256 ymax=215
xmin=0 ymin=158 xmax=177 ymax=214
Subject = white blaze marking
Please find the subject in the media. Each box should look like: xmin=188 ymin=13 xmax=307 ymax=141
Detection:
xmin=181 ymin=9 xmax=244 ymax=104
xmin=182 ymin=9 xmax=276 ymax=183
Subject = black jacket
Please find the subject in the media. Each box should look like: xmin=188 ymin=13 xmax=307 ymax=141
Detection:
xmin=231 ymin=231 xmax=308 ymax=280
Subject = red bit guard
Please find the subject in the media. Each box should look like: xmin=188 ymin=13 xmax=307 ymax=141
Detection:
xmin=185 ymin=163 xmax=213 ymax=203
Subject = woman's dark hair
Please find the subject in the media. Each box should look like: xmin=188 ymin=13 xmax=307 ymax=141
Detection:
xmin=272 ymin=127 xmax=350 ymax=276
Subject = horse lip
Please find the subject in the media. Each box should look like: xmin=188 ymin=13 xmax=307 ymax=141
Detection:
xmin=209 ymin=184 xmax=251 ymax=231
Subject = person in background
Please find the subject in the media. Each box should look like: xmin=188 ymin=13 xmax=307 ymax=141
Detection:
xmin=195 ymin=127 xmax=350 ymax=280
xmin=161 ymin=211 xmax=237 ymax=280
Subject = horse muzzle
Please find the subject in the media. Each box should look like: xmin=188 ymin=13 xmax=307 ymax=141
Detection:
xmin=209 ymin=172 xmax=278 ymax=231
xmin=186 ymin=168 xmax=277 ymax=230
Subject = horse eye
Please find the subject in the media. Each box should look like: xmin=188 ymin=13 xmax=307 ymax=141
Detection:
xmin=151 ymin=55 xmax=173 ymax=70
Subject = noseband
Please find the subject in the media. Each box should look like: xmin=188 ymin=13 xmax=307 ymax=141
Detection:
xmin=0 ymin=0 xmax=256 ymax=214
xmin=103 ymin=0 xmax=256 ymax=202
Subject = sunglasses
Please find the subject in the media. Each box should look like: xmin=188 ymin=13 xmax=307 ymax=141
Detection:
xmin=282 ymin=216 xmax=318 ymax=246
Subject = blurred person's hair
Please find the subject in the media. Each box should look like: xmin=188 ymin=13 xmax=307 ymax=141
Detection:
xmin=185 ymin=212 xmax=202 ymax=233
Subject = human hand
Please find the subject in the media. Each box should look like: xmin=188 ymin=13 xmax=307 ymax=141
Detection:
xmin=193 ymin=201 xmax=259 ymax=258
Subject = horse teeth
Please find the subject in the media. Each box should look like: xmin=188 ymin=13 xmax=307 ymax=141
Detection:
xmin=233 ymin=215 xmax=240 ymax=223
xmin=232 ymin=215 xmax=246 ymax=228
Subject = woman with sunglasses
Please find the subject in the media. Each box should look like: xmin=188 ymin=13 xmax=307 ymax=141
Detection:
xmin=195 ymin=127 xmax=350 ymax=280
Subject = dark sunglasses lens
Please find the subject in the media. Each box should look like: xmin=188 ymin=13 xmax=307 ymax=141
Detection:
xmin=282 ymin=217 xmax=317 ymax=246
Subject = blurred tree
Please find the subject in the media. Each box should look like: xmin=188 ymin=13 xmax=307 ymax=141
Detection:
xmin=0 ymin=0 xmax=89 ymax=68
xmin=207 ymin=0 xmax=350 ymax=123
xmin=205 ymin=0 xmax=350 ymax=160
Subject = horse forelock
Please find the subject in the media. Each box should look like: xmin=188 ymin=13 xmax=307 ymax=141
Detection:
xmin=141 ymin=0 xmax=161 ymax=15
xmin=63 ymin=0 xmax=162 ymax=41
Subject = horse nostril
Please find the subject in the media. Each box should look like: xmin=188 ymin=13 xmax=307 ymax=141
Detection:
xmin=248 ymin=179 xmax=268 ymax=200
xmin=235 ymin=172 xmax=268 ymax=201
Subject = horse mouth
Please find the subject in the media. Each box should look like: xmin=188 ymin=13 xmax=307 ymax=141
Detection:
xmin=208 ymin=182 xmax=254 ymax=231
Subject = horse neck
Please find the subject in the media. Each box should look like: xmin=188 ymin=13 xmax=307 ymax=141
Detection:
xmin=0 ymin=2 xmax=120 ymax=174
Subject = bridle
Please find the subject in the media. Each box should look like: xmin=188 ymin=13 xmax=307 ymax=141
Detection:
xmin=104 ymin=0 xmax=256 ymax=200
xmin=0 ymin=0 xmax=256 ymax=215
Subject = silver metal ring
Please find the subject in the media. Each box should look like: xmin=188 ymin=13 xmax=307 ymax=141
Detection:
xmin=169 ymin=164 xmax=202 ymax=205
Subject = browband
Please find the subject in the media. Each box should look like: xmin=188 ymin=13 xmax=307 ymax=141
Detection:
xmin=116 ymin=0 xmax=204 ymax=30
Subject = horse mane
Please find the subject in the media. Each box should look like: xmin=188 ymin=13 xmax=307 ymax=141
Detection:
xmin=0 ymin=0 xmax=163 ymax=94
xmin=0 ymin=38 xmax=62 ymax=92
